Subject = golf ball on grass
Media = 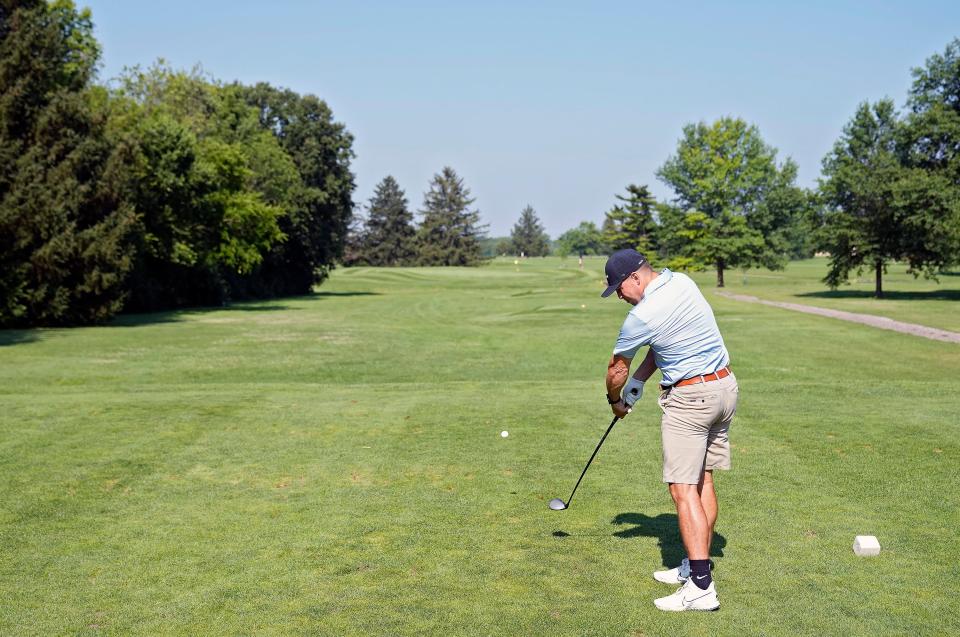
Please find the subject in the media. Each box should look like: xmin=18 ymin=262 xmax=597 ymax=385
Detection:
xmin=501 ymin=431 xmax=509 ymax=438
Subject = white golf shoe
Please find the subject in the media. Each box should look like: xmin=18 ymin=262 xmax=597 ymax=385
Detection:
xmin=653 ymin=557 xmax=690 ymax=584
xmin=653 ymin=578 xmax=720 ymax=612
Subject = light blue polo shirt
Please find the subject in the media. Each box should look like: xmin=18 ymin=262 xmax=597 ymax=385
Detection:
xmin=613 ymin=269 xmax=730 ymax=387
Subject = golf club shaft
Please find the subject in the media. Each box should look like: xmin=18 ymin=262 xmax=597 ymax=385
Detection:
xmin=564 ymin=416 xmax=619 ymax=508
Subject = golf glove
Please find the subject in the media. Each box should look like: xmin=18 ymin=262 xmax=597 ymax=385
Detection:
xmin=623 ymin=377 xmax=645 ymax=407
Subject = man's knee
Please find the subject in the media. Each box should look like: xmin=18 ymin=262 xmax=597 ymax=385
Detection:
xmin=668 ymin=482 xmax=700 ymax=504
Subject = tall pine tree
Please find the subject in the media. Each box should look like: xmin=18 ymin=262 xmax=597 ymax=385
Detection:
xmin=362 ymin=175 xmax=416 ymax=266
xmin=416 ymin=167 xmax=486 ymax=266
xmin=509 ymin=205 xmax=550 ymax=256
xmin=601 ymin=184 xmax=658 ymax=255
xmin=0 ymin=0 xmax=136 ymax=326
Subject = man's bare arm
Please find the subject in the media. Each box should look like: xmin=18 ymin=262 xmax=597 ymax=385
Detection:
xmin=607 ymin=348 xmax=657 ymax=400
xmin=633 ymin=348 xmax=658 ymax=383
xmin=606 ymin=354 xmax=632 ymax=401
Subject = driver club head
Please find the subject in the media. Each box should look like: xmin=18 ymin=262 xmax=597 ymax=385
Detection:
xmin=548 ymin=498 xmax=567 ymax=511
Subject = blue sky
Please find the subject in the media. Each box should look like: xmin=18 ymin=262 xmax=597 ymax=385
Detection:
xmin=84 ymin=1 xmax=959 ymax=237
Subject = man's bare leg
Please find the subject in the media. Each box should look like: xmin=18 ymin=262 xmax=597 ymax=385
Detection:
xmin=697 ymin=469 xmax=717 ymax=553
xmin=668 ymin=482 xmax=710 ymax=560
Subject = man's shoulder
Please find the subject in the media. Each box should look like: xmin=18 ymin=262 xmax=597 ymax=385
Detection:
xmin=665 ymin=271 xmax=705 ymax=298
xmin=669 ymin=271 xmax=695 ymax=287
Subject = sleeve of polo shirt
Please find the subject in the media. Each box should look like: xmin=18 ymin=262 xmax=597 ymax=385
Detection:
xmin=613 ymin=312 xmax=652 ymax=360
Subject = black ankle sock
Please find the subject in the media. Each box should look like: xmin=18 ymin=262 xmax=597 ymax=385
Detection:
xmin=688 ymin=559 xmax=712 ymax=590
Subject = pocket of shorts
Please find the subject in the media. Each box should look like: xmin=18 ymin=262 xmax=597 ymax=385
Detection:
xmin=657 ymin=389 xmax=673 ymax=411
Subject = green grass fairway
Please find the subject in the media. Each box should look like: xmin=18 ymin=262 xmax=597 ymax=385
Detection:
xmin=2 ymin=258 xmax=958 ymax=636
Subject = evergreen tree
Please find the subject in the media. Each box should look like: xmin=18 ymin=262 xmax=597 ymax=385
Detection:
xmin=0 ymin=0 xmax=136 ymax=326
xmin=509 ymin=205 xmax=550 ymax=256
xmin=416 ymin=167 xmax=486 ymax=266
xmin=363 ymin=176 xmax=416 ymax=266
xmin=602 ymin=184 xmax=658 ymax=254
xmin=600 ymin=214 xmax=619 ymax=246
xmin=656 ymin=202 xmax=703 ymax=271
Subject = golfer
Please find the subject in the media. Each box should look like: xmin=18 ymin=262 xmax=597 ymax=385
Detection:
xmin=601 ymin=248 xmax=738 ymax=612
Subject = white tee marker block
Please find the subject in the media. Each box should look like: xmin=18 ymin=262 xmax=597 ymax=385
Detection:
xmin=853 ymin=535 xmax=881 ymax=556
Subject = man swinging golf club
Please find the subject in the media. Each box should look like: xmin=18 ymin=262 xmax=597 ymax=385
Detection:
xmin=601 ymin=248 xmax=738 ymax=612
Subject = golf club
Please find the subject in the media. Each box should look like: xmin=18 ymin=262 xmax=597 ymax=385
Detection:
xmin=549 ymin=415 xmax=620 ymax=511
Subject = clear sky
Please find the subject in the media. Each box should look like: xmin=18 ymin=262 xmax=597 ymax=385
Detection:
xmin=83 ymin=1 xmax=959 ymax=237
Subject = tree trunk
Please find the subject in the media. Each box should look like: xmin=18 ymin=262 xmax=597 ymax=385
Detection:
xmin=716 ymin=259 xmax=725 ymax=287
xmin=875 ymin=260 xmax=883 ymax=298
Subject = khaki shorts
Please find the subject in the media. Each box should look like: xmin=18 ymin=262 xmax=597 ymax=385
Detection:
xmin=657 ymin=372 xmax=738 ymax=484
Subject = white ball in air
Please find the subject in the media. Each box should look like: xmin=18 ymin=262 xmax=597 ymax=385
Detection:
xmin=500 ymin=431 xmax=509 ymax=438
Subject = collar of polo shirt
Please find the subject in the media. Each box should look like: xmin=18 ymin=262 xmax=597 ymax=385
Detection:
xmin=641 ymin=268 xmax=673 ymax=301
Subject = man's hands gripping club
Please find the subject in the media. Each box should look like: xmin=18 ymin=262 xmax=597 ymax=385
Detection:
xmin=623 ymin=377 xmax=645 ymax=406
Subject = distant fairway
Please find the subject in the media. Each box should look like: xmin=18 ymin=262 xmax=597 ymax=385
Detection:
xmin=1 ymin=257 xmax=958 ymax=636
xmin=709 ymin=257 xmax=960 ymax=333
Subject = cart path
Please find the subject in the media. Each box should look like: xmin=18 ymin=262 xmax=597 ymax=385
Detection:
xmin=715 ymin=291 xmax=960 ymax=344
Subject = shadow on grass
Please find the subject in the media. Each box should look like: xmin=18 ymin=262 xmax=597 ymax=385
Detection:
xmin=108 ymin=291 xmax=380 ymax=328
xmin=612 ymin=512 xmax=727 ymax=567
xmin=0 ymin=291 xmax=382 ymax=341
xmin=311 ymin=291 xmax=380 ymax=298
xmin=0 ymin=330 xmax=40 ymax=347
xmin=795 ymin=289 xmax=960 ymax=301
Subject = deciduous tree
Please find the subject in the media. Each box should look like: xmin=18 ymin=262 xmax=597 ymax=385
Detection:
xmin=656 ymin=117 xmax=801 ymax=286
xmin=239 ymin=82 xmax=356 ymax=294
xmin=111 ymin=66 xmax=285 ymax=309
xmin=899 ymin=38 xmax=960 ymax=275
xmin=555 ymin=221 xmax=606 ymax=257
xmin=818 ymin=100 xmax=907 ymax=297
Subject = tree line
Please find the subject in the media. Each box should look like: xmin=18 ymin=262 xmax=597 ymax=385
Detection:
xmin=3 ymin=1 xmax=958 ymax=331
xmin=343 ymin=168 xmax=488 ymax=267
xmin=816 ymin=40 xmax=960 ymax=297
xmin=487 ymin=38 xmax=960 ymax=297
xmin=1 ymin=0 xmax=354 ymax=326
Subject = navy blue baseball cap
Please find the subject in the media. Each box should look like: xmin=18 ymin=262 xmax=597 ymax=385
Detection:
xmin=601 ymin=249 xmax=647 ymax=297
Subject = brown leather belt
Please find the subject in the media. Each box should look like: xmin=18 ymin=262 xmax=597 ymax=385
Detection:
xmin=662 ymin=366 xmax=731 ymax=390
